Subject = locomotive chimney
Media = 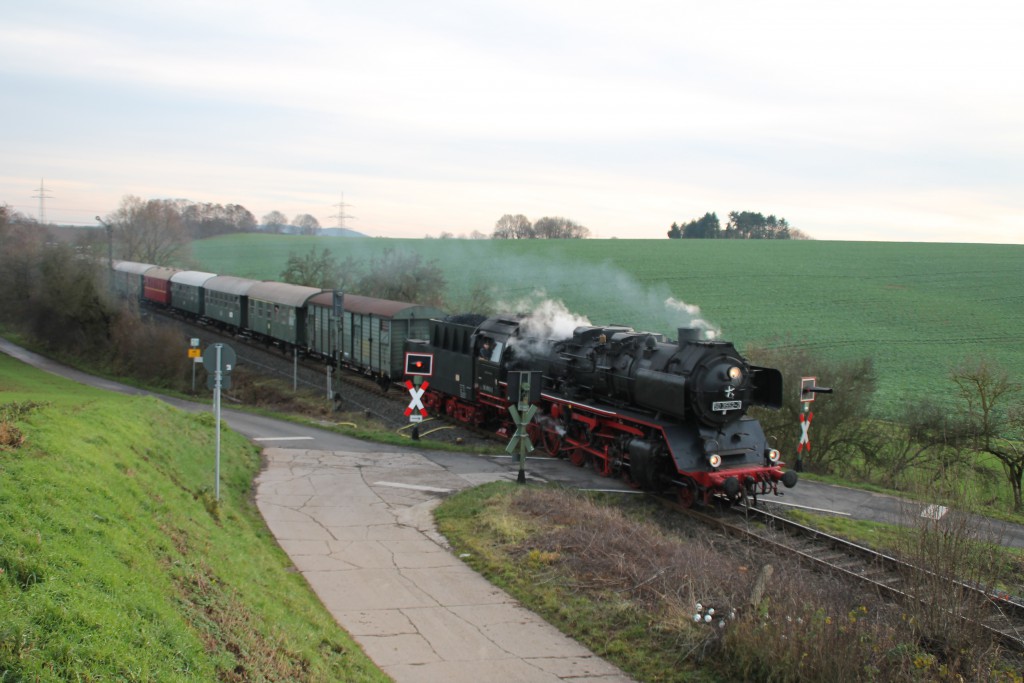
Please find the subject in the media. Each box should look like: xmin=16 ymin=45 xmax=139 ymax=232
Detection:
xmin=678 ymin=328 xmax=701 ymax=345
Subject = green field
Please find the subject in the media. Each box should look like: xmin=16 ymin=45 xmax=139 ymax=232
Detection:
xmin=188 ymin=235 xmax=1024 ymax=414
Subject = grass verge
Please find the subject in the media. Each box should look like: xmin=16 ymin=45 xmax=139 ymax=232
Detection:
xmin=0 ymin=354 xmax=388 ymax=681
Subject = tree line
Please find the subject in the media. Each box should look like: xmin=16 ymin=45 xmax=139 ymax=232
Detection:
xmin=97 ymin=196 xmax=324 ymax=265
xmin=668 ymin=211 xmax=810 ymax=240
xmin=491 ymin=214 xmax=590 ymax=240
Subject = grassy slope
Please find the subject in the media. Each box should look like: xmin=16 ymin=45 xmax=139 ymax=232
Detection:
xmin=188 ymin=235 xmax=1024 ymax=413
xmin=0 ymin=355 xmax=388 ymax=682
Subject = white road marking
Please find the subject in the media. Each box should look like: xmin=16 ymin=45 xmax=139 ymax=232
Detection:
xmin=374 ymin=481 xmax=452 ymax=493
xmin=920 ymin=504 xmax=948 ymax=520
xmin=761 ymin=500 xmax=851 ymax=516
xmin=253 ymin=436 xmax=315 ymax=442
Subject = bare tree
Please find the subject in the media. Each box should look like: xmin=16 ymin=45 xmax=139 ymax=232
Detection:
xmin=279 ymin=247 xmax=357 ymax=290
xmin=293 ymin=213 xmax=321 ymax=236
xmin=745 ymin=344 xmax=877 ymax=475
xmin=262 ymin=210 xmax=289 ymax=234
xmin=533 ymin=216 xmax=590 ymax=239
xmin=356 ymin=249 xmax=446 ymax=306
xmin=104 ymin=195 xmax=188 ymax=264
xmin=492 ymin=214 xmax=533 ymax=239
xmin=950 ymin=358 xmax=1024 ymax=511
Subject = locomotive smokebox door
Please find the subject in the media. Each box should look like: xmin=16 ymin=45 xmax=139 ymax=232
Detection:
xmin=507 ymin=370 xmax=542 ymax=410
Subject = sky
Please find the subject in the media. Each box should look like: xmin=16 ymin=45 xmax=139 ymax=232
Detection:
xmin=1 ymin=0 xmax=1022 ymax=243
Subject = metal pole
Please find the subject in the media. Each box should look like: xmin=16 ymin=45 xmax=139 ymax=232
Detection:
xmin=327 ymin=365 xmax=333 ymax=400
xmin=215 ymin=344 xmax=222 ymax=501
xmin=293 ymin=353 xmax=298 ymax=391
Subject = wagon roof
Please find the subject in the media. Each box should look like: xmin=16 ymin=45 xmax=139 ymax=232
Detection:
xmin=143 ymin=266 xmax=180 ymax=281
xmin=308 ymin=292 xmax=445 ymax=319
xmin=113 ymin=261 xmax=156 ymax=275
xmin=248 ymin=281 xmax=325 ymax=307
xmin=204 ymin=275 xmax=261 ymax=296
xmin=171 ymin=271 xmax=218 ymax=287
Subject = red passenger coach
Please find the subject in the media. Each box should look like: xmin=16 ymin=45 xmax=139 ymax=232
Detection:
xmin=142 ymin=266 xmax=179 ymax=306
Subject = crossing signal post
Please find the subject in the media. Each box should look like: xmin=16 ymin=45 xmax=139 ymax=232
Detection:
xmin=797 ymin=377 xmax=832 ymax=472
xmin=403 ymin=353 xmax=434 ymax=438
xmin=506 ymin=371 xmax=542 ymax=484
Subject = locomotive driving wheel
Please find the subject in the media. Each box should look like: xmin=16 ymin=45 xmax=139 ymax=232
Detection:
xmin=568 ymin=446 xmax=587 ymax=467
xmin=542 ymin=429 xmax=563 ymax=457
xmin=677 ymin=479 xmax=698 ymax=509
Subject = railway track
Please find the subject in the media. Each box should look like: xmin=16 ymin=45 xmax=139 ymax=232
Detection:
xmin=677 ymin=499 xmax=1024 ymax=652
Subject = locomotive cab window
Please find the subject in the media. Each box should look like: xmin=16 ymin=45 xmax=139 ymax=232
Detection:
xmin=479 ymin=339 xmax=503 ymax=363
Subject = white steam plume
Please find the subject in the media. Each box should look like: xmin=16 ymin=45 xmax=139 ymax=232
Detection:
xmin=664 ymin=297 xmax=720 ymax=340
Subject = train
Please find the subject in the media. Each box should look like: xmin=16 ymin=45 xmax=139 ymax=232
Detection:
xmin=111 ymin=259 xmax=797 ymax=505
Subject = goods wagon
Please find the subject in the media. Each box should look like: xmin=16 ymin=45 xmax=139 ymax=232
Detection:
xmin=341 ymin=294 xmax=444 ymax=379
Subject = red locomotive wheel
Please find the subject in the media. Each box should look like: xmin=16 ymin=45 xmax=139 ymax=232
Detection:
xmin=527 ymin=422 xmax=541 ymax=446
xmin=677 ymin=481 xmax=697 ymax=509
xmin=543 ymin=430 xmax=563 ymax=456
xmin=568 ymin=446 xmax=587 ymax=467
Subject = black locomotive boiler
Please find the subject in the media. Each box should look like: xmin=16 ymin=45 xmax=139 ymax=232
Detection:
xmin=407 ymin=315 xmax=797 ymax=506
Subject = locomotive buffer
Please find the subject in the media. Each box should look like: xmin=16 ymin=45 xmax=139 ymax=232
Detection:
xmin=506 ymin=371 xmax=542 ymax=484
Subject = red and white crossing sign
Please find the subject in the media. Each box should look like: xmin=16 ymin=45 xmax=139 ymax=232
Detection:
xmin=798 ymin=411 xmax=813 ymax=453
xmin=404 ymin=380 xmax=429 ymax=419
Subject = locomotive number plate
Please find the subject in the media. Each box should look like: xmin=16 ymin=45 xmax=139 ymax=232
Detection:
xmin=712 ymin=400 xmax=742 ymax=412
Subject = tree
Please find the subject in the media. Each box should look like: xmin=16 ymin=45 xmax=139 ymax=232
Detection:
xmin=533 ymin=216 xmax=590 ymax=239
xmin=293 ymin=213 xmax=321 ymax=236
xmin=950 ymin=358 xmax=1024 ymax=511
xmin=104 ymin=195 xmax=188 ymax=264
xmin=356 ymin=249 xmax=446 ymax=306
xmin=725 ymin=211 xmax=791 ymax=239
xmin=682 ymin=212 xmax=721 ymax=239
xmin=178 ymin=200 xmax=256 ymax=238
xmin=492 ymin=214 xmax=533 ymax=239
xmin=262 ymin=211 xmax=289 ymax=233
xmin=279 ymin=247 xmax=348 ymax=289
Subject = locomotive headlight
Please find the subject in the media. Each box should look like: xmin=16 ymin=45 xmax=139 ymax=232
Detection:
xmin=727 ymin=366 xmax=743 ymax=382
xmin=767 ymin=449 xmax=781 ymax=463
xmin=708 ymin=454 xmax=722 ymax=469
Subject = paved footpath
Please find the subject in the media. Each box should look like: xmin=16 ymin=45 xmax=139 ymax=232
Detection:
xmin=255 ymin=446 xmax=634 ymax=683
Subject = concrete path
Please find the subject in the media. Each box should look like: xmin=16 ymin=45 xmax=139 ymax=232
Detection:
xmin=255 ymin=446 xmax=634 ymax=683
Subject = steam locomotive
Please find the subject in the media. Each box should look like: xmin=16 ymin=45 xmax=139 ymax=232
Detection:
xmin=407 ymin=315 xmax=797 ymax=506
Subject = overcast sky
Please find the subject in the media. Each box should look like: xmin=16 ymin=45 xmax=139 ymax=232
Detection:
xmin=1 ymin=0 xmax=1021 ymax=243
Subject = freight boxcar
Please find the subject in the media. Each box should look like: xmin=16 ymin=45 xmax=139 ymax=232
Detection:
xmin=332 ymin=293 xmax=443 ymax=381
xmin=169 ymin=271 xmax=217 ymax=318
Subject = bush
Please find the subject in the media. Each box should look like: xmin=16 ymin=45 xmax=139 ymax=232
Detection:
xmin=745 ymin=343 xmax=877 ymax=475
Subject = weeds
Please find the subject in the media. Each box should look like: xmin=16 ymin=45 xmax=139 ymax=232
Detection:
xmin=0 ymin=400 xmax=47 ymax=450
xmin=438 ymin=484 xmax=1024 ymax=682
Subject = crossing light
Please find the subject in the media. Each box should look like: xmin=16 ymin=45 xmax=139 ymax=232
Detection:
xmin=404 ymin=352 xmax=433 ymax=376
